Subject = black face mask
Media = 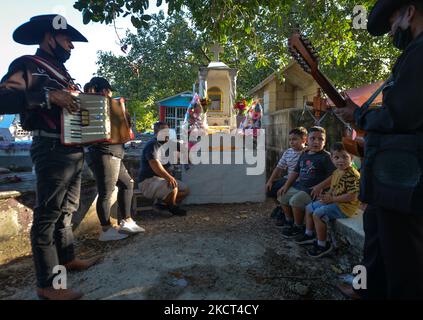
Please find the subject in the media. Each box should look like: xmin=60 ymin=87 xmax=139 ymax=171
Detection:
xmin=49 ymin=37 xmax=71 ymax=64
xmin=393 ymin=25 xmax=414 ymax=50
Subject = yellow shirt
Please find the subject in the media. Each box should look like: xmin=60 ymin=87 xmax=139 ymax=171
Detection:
xmin=330 ymin=167 xmax=361 ymax=217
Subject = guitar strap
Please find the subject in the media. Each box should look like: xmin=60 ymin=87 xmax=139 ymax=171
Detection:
xmin=360 ymin=75 xmax=394 ymax=113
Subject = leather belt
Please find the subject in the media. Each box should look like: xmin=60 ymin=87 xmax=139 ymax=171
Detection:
xmin=32 ymin=129 xmax=61 ymax=139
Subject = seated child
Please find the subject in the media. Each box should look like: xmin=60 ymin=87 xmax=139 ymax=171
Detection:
xmin=266 ymin=127 xmax=307 ymax=225
xmin=296 ymin=142 xmax=361 ymax=258
xmin=278 ymin=126 xmax=336 ymax=238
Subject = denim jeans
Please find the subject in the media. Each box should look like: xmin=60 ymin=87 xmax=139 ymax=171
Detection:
xmin=87 ymin=151 xmax=134 ymax=226
xmin=306 ymin=201 xmax=347 ymax=223
xmin=30 ymin=137 xmax=84 ymax=288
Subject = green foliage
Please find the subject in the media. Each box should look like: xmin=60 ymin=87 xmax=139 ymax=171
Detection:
xmin=95 ymin=12 xmax=206 ymax=131
xmin=94 ymin=11 xmax=276 ymax=132
xmin=127 ymin=99 xmax=157 ymax=132
xmin=74 ymin=0 xmax=400 ymax=91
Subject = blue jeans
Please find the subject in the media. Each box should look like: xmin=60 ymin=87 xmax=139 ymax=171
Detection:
xmin=30 ymin=137 xmax=83 ymax=288
xmin=306 ymin=201 xmax=347 ymax=223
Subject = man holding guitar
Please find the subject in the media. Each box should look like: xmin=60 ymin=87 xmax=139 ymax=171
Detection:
xmin=335 ymin=0 xmax=423 ymax=299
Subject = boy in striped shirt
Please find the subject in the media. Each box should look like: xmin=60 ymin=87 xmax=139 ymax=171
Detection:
xmin=266 ymin=127 xmax=307 ymax=225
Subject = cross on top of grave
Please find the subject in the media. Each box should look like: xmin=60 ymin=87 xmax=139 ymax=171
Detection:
xmin=210 ymin=43 xmax=224 ymax=62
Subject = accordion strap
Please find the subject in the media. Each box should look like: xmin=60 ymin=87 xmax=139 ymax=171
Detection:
xmin=23 ymin=55 xmax=71 ymax=88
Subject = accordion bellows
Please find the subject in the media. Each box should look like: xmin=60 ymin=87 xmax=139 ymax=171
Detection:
xmin=61 ymin=93 xmax=132 ymax=145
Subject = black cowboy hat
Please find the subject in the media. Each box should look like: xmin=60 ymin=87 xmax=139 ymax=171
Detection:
xmin=13 ymin=14 xmax=88 ymax=45
xmin=367 ymin=0 xmax=423 ymax=36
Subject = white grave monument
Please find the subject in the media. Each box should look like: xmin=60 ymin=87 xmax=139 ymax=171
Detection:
xmin=198 ymin=43 xmax=238 ymax=131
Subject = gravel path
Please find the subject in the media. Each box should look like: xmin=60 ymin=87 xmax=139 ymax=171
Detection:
xmin=0 ymin=200 xmax=358 ymax=300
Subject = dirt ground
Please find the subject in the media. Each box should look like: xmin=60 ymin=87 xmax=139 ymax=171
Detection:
xmin=0 ymin=199 xmax=359 ymax=300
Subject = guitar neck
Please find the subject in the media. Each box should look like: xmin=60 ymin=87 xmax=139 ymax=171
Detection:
xmin=288 ymin=32 xmax=346 ymax=108
xmin=311 ymin=69 xmax=346 ymax=108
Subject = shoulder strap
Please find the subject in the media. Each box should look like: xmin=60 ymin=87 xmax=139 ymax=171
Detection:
xmin=360 ymin=75 xmax=394 ymax=113
xmin=22 ymin=55 xmax=70 ymax=87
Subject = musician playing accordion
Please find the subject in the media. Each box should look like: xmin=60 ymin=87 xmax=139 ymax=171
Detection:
xmin=0 ymin=14 xmax=100 ymax=300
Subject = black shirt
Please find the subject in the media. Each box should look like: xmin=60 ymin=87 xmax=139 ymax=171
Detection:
xmin=138 ymin=138 xmax=171 ymax=183
xmin=0 ymin=49 xmax=76 ymax=133
xmin=293 ymin=150 xmax=336 ymax=194
xmin=354 ymin=32 xmax=423 ymax=133
xmin=353 ymin=32 xmax=423 ymax=205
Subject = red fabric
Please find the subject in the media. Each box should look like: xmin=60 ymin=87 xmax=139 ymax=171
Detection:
xmin=159 ymin=106 xmax=166 ymax=122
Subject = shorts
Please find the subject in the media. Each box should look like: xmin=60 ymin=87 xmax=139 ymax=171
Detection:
xmin=139 ymin=176 xmax=188 ymax=200
xmin=267 ymin=178 xmax=287 ymax=198
xmin=306 ymin=201 xmax=348 ymax=223
xmin=278 ymin=187 xmax=312 ymax=209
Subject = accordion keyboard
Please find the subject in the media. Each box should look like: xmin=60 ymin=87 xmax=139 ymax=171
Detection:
xmin=62 ymin=94 xmax=112 ymax=145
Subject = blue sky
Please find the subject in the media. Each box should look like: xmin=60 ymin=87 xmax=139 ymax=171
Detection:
xmin=1 ymin=0 xmax=167 ymax=87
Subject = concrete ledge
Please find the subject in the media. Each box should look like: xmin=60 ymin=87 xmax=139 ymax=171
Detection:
xmin=335 ymin=210 xmax=364 ymax=253
xmin=181 ymin=158 xmax=266 ymax=205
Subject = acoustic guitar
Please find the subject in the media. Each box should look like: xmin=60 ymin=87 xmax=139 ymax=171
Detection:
xmin=288 ymin=31 xmax=365 ymax=157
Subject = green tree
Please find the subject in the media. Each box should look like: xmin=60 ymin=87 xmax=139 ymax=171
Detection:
xmin=96 ymin=12 xmax=208 ymax=131
xmin=95 ymin=11 xmax=276 ymax=131
xmin=75 ymin=0 xmax=399 ymax=90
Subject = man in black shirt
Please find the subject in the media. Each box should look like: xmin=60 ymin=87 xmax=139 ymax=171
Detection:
xmin=138 ymin=122 xmax=189 ymax=216
xmin=0 ymin=15 xmax=100 ymax=300
xmin=336 ymin=0 xmax=423 ymax=299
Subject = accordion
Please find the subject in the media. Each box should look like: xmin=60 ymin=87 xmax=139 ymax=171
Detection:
xmin=61 ymin=93 xmax=133 ymax=146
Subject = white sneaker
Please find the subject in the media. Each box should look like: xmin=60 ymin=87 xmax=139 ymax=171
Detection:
xmin=98 ymin=227 xmax=129 ymax=242
xmin=119 ymin=219 xmax=146 ymax=234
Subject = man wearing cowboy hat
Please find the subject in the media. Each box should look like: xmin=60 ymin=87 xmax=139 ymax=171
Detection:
xmin=336 ymin=0 xmax=423 ymax=299
xmin=0 ymin=14 xmax=101 ymax=300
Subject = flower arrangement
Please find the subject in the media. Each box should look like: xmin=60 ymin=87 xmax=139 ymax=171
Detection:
xmin=181 ymin=94 xmax=209 ymax=150
xmin=200 ymin=97 xmax=212 ymax=113
xmin=182 ymin=94 xmax=208 ymax=133
xmin=240 ymin=99 xmax=263 ymax=134
xmin=233 ymin=98 xmax=248 ymax=116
